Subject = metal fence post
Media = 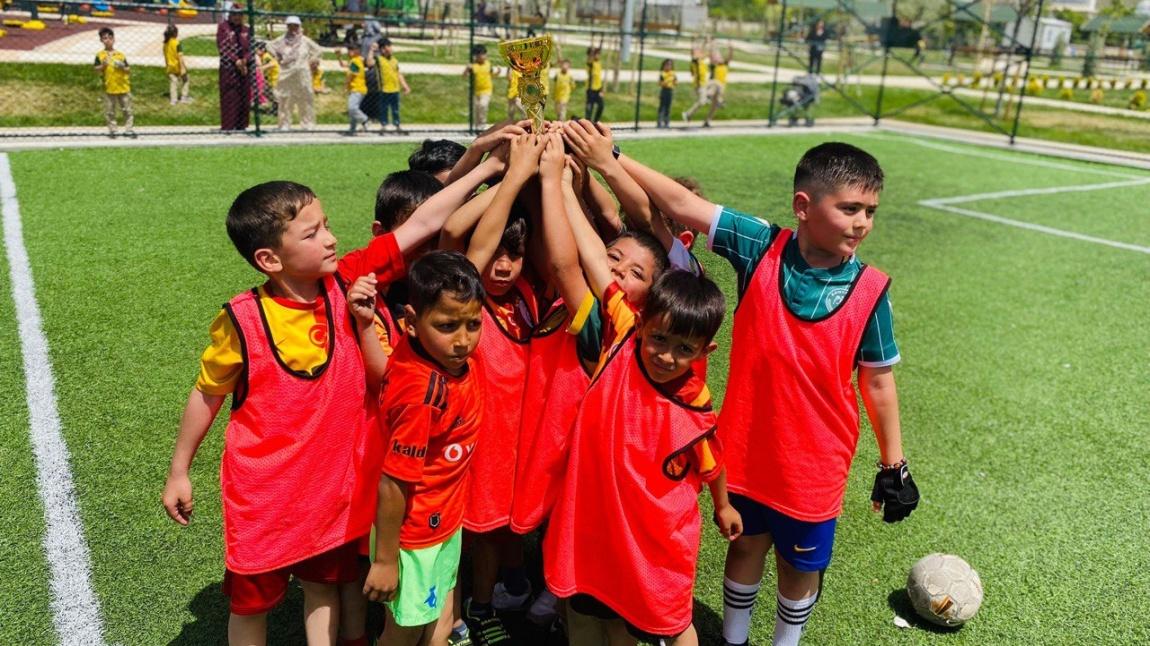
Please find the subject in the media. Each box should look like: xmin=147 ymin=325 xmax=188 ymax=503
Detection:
xmin=632 ymin=0 xmax=648 ymax=131
xmin=248 ymin=1 xmax=261 ymax=136
xmin=767 ymin=0 xmax=788 ymax=126
xmin=1009 ymin=0 xmax=1046 ymax=145
xmin=874 ymin=0 xmax=895 ymax=125
xmin=468 ymin=0 xmax=475 ymax=134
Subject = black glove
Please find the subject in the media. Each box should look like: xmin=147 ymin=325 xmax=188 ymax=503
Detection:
xmin=871 ymin=462 xmax=919 ymax=523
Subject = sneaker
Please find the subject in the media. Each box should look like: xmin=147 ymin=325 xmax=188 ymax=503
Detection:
xmin=702 ymin=122 xmax=711 ymax=128
xmin=341 ymin=129 xmax=357 ymax=136
xmin=469 ymin=615 xmax=511 ymax=645
xmin=448 ymin=628 xmax=473 ymax=646
xmin=492 ymin=580 xmax=532 ymax=612
xmin=526 ymin=589 xmax=559 ymax=626
xmin=681 ymin=110 xmax=689 ymax=124
xmin=180 ymin=96 xmax=194 ymax=104
xmin=125 ymin=130 xmax=137 ymax=139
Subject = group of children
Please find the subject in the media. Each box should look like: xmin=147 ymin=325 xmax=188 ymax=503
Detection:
xmin=464 ymin=45 xmax=604 ymax=132
xmin=162 ymin=119 xmax=920 ymax=646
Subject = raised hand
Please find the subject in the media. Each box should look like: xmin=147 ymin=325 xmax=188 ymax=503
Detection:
xmin=562 ymin=118 xmax=615 ymax=171
xmin=539 ymin=132 xmax=565 ymax=182
xmin=347 ymin=273 xmax=378 ymax=328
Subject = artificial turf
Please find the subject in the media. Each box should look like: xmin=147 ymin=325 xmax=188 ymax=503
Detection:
xmin=2 ymin=131 xmax=1149 ymax=645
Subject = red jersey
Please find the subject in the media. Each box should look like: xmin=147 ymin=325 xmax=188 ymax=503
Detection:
xmin=464 ymin=279 xmax=538 ymax=532
xmin=510 ymin=300 xmax=591 ymax=534
xmin=381 ymin=339 xmax=483 ymax=549
xmin=543 ymin=331 xmax=720 ymax=636
xmin=221 ymin=275 xmax=374 ymax=573
xmin=721 ymin=229 xmax=890 ymax=521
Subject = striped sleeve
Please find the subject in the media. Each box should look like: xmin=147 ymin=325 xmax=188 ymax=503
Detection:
xmin=857 ymin=293 xmax=900 ymax=367
xmin=707 ymin=206 xmax=781 ymax=301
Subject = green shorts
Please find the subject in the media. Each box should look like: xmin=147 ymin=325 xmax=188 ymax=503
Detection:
xmin=386 ymin=529 xmax=462 ymax=627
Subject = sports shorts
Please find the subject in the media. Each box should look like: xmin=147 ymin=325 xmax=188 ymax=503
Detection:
xmin=223 ymin=538 xmax=363 ymax=615
xmin=568 ymin=593 xmax=686 ymax=641
xmin=727 ymin=493 xmax=837 ymax=572
xmin=387 ymin=528 xmax=462 ymax=627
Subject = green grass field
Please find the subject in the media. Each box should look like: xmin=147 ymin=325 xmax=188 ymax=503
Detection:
xmin=2 ymin=131 xmax=1149 ymax=645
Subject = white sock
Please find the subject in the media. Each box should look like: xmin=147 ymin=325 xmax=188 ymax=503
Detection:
xmin=772 ymin=592 xmax=817 ymax=646
xmin=722 ymin=577 xmax=761 ymax=644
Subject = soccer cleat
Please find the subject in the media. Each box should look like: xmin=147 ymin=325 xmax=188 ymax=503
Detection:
xmin=469 ymin=615 xmax=512 ymax=645
xmin=447 ymin=629 xmax=473 ymax=646
xmin=492 ymin=580 xmax=532 ymax=611
xmin=526 ymin=588 xmax=559 ymax=626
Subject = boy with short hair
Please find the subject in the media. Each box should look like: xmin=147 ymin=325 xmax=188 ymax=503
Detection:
xmin=464 ymin=45 xmax=498 ymax=131
xmin=337 ymin=43 xmax=371 ymax=135
xmin=94 ymin=27 xmax=134 ymax=138
xmin=409 ymin=139 xmax=468 ymax=184
xmin=364 ymin=251 xmax=487 ymax=646
xmin=377 ymin=37 xmax=411 ymax=133
xmin=543 ymin=265 xmax=742 ymax=645
xmin=619 ymin=142 xmax=920 ymax=646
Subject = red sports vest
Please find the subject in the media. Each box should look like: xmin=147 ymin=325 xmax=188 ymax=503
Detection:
xmin=221 ymin=276 xmax=376 ymax=573
xmin=543 ymin=332 xmax=715 ymax=636
xmin=721 ymin=229 xmax=890 ymax=522
xmin=510 ymin=300 xmax=591 ymax=534
xmin=464 ymin=280 xmax=537 ymax=532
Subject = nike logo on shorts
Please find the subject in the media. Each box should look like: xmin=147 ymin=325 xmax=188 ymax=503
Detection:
xmin=793 ymin=544 xmax=818 ymax=553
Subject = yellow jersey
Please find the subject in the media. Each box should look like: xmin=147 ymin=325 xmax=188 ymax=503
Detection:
xmin=470 ymin=60 xmax=493 ymax=96
xmin=347 ymin=54 xmax=367 ymax=94
xmin=260 ymin=51 xmax=279 ymax=87
xmin=691 ymin=57 xmax=709 ymax=88
xmin=507 ymin=68 xmax=521 ymax=99
xmin=163 ymin=38 xmax=182 ymax=75
xmin=379 ymin=55 xmax=401 ymax=93
xmin=95 ymin=49 xmax=130 ymax=94
xmin=587 ymin=60 xmax=603 ymax=91
xmin=659 ymin=69 xmax=676 ymax=89
xmin=713 ymin=63 xmax=728 ymax=86
xmin=553 ymin=70 xmax=573 ymax=102
xmin=196 ymin=285 xmax=332 ymax=394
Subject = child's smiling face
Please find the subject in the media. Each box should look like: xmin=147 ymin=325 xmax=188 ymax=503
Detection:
xmin=606 ymin=237 xmax=658 ymax=308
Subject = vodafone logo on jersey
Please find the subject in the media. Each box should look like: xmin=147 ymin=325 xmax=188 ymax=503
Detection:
xmin=443 ymin=441 xmax=476 ymax=463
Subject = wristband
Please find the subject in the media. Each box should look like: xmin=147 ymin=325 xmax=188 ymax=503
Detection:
xmin=876 ymin=457 xmax=907 ymax=471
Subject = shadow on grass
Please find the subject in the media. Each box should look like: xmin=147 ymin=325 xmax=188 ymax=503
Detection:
xmin=887 ymin=588 xmax=964 ymax=635
xmin=170 ymin=580 xmax=307 ymax=645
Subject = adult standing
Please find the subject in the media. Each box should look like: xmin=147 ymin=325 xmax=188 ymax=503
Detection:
xmin=807 ymin=19 xmax=829 ymax=75
xmin=268 ymin=16 xmax=322 ymax=130
xmin=216 ymin=5 xmax=252 ymax=131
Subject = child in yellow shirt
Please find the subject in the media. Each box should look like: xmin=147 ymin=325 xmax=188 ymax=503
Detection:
xmin=552 ymin=58 xmax=573 ymax=120
xmin=463 ymin=44 xmax=499 ymax=131
xmin=584 ymin=46 xmax=604 ymax=122
xmin=337 ymin=43 xmax=370 ymax=135
xmin=163 ymin=25 xmax=190 ymax=105
xmin=656 ymin=58 xmax=675 ymax=128
xmin=94 ymin=27 xmax=134 ymax=138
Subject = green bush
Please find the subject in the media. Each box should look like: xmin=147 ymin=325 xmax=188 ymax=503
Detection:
xmin=1130 ymin=90 xmax=1147 ymax=110
xmin=1090 ymin=88 xmax=1104 ymax=104
xmin=1058 ymin=87 xmax=1074 ymax=100
xmin=1026 ymin=78 xmax=1043 ymax=96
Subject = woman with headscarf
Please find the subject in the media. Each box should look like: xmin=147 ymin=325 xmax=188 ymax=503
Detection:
xmin=216 ymin=5 xmax=252 ymax=131
xmin=268 ymin=16 xmax=323 ymax=130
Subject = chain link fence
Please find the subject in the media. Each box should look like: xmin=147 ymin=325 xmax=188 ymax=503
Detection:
xmin=1 ymin=0 xmax=1147 ymax=141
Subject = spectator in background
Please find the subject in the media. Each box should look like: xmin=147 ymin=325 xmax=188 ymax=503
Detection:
xmin=216 ymin=5 xmax=251 ymax=132
xmin=807 ymin=19 xmax=828 ymax=75
xmin=268 ymin=15 xmax=322 ymax=131
xmin=163 ymin=25 xmax=190 ymax=105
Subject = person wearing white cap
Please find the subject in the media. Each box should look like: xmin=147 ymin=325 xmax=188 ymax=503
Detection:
xmin=268 ymin=15 xmax=322 ymax=130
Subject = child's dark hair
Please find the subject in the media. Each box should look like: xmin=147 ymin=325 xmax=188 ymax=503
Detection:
xmin=499 ymin=211 xmax=530 ymax=258
xmin=794 ymin=142 xmax=884 ymax=198
xmin=408 ymin=139 xmax=467 ymax=176
xmin=99 ymin=27 xmax=114 ymax=38
xmin=374 ymin=170 xmax=443 ymax=231
xmin=659 ymin=176 xmax=704 ymax=248
xmin=408 ymin=251 xmax=485 ymax=314
xmin=643 ymin=270 xmax=725 ymax=343
xmin=164 ymin=25 xmax=178 ymax=42
xmin=226 ymin=181 xmax=316 ymax=269
xmin=472 ymin=44 xmax=487 ymax=57
xmin=661 ymin=58 xmax=673 ymax=69
xmin=611 ymin=229 xmax=669 ymax=277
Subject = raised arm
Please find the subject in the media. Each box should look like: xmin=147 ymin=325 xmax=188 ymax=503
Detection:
xmin=562 ymin=158 xmax=613 ymax=302
xmin=392 ymin=152 xmax=505 ymax=254
xmin=539 ymin=133 xmax=591 ymax=316
xmin=444 ymin=121 xmax=528 ymax=185
xmin=347 ymin=273 xmax=389 ymax=386
xmin=617 ymin=154 xmax=718 ymax=234
xmin=465 ymin=133 xmax=545 ymax=270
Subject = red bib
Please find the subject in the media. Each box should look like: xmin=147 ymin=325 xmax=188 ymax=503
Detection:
xmin=222 ymin=276 xmax=375 ymax=573
xmin=721 ymin=229 xmax=890 ymax=522
xmin=464 ymin=281 xmax=537 ymax=532
xmin=543 ymin=332 xmax=715 ymax=636
xmin=510 ymin=300 xmax=591 ymax=534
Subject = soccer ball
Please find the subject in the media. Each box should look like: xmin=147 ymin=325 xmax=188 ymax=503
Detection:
xmin=906 ymin=553 xmax=983 ymax=627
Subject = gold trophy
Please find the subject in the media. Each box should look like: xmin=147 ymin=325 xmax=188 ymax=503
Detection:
xmin=499 ymin=35 xmax=554 ymax=133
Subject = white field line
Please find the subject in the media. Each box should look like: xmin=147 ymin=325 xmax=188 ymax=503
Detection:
xmin=919 ymin=177 xmax=1150 ymax=255
xmin=0 ymin=154 xmax=110 ymax=646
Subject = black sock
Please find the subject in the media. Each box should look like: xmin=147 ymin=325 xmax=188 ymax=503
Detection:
xmin=502 ymin=566 xmax=529 ymax=596
xmin=469 ymin=600 xmax=494 ymax=620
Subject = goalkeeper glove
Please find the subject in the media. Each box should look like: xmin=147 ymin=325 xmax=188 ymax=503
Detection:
xmin=871 ymin=460 xmax=919 ymax=523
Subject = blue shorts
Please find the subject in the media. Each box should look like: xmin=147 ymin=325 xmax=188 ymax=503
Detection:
xmin=728 ymin=493 xmax=837 ymax=572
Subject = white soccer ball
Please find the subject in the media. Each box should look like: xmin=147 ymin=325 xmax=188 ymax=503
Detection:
xmin=906 ymin=553 xmax=983 ymax=627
